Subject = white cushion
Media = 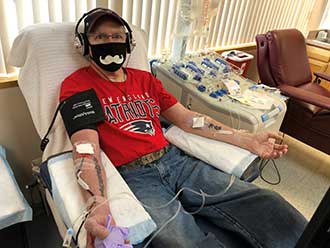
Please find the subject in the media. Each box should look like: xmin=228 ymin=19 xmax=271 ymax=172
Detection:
xmin=49 ymin=151 xmax=156 ymax=247
xmin=165 ymin=126 xmax=258 ymax=178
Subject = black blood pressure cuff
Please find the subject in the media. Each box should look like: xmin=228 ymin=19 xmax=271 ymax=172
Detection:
xmin=60 ymin=89 xmax=105 ymax=137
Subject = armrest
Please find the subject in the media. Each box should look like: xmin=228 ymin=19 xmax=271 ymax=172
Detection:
xmin=314 ymin=72 xmax=330 ymax=82
xmin=279 ymin=85 xmax=330 ymax=110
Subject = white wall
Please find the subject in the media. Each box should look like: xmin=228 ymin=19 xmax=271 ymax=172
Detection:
xmin=0 ymin=85 xmax=42 ymax=200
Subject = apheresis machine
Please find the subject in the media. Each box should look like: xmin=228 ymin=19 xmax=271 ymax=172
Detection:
xmin=152 ymin=53 xmax=287 ymax=134
xmin=151 ymin=0 xmax=287 ymax=134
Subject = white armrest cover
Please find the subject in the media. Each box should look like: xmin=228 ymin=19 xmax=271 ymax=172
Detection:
xmin=48 ymin=151 xmax=156 ymax=247
xmin=164 ymin=126 xmax=258 ymax=178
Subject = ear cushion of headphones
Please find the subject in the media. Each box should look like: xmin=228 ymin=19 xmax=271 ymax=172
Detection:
xmin=126 ymin=32 xmax=135 ymax=54
xmin=74 ymin=33 xmax=89 ymax=56
xmin=74 ymin=34 xmax=83 ymax=55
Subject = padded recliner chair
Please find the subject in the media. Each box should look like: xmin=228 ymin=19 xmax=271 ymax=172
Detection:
xmin=256 ymin=29 xmax=330 ymax=155
xmin=9 ymin=22 xmax=257 ymax=248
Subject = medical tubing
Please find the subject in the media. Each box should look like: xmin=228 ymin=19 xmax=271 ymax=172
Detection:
xmin=228 ymin=103 xmax=241 ymax=131
xmin=69 ymin=174 xmax=235 ymax=247
xmin=104 ymin=174 xmax=235 ymax=213
xmin=142 ymin=201 xmax=182 ymax=248
xmin=141 ymin=175 xmax=235 ymax=247
xmin=90 ymin=173 xmax=234 ymax=216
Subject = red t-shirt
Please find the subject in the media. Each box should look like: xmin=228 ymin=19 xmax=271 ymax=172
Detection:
xmin=59 ymin=66 xmax=177 ymax=167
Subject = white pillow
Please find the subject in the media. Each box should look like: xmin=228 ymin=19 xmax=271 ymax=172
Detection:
xmin=164 ymin=126 xmax=258 ymax=178
xmin=48 ymin=151 xmax=157 ymax=247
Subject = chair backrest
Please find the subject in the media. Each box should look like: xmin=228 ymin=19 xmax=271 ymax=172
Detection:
xmin=256 ymin=29 xmax=312 ymax=87
xmin=9 ymin=22 xmax=149 ymax=160
xmin=256 ymin=34 xmax=277 ymax=87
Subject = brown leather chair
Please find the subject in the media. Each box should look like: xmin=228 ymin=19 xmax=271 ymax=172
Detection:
xmin=256 ymin=29 xmax=330 ymax=155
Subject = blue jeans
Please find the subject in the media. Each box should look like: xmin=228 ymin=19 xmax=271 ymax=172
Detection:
xmin=119 ymin=146 xmax=307 ymax=248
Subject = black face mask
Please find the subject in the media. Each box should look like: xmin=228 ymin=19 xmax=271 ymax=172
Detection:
xmin=89 ymin=42 xmax=127 ymax=72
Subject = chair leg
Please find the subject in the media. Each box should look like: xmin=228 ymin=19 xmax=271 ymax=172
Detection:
xmin=313 ymin=76 xmax=321 ymax=84
xmin=38 ymin=184 xmax=50 ymax=216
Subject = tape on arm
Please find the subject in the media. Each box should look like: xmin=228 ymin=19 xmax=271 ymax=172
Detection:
xmin=60 ymin=89 xmax=105 ymax=137
xmin=73 ymin=142 xmax=97 ymax=196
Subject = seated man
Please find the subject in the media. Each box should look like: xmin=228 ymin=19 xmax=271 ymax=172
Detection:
xmin=60 ymin=8 xmax=307 ymax=248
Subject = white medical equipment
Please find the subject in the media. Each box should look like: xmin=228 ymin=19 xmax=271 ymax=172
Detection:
xmin=152 ymin=54 xmax=287 ymax=133
xmin=171 ymin=0 xmax=219 ymax=62
xmin=0 ymin=145 xmax=32 ymax=230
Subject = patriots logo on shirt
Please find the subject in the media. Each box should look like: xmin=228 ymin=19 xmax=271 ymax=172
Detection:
xmin=119 ymin=120 xmax=155 ymax=136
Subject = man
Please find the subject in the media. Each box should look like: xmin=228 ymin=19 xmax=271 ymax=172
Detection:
xmin=60 ymin=8 xmax=306 ymax=248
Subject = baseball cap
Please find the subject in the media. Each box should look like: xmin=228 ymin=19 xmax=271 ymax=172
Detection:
xmin=84 ymin=8 xmax=125 ymax=34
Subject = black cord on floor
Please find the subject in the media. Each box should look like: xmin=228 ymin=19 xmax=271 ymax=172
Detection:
xmin=259 ymin=159 xmax=281 ymax=185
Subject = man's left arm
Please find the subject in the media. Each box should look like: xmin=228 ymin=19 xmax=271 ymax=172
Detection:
xmin=161 ymin=102 xmax=288 ymax=159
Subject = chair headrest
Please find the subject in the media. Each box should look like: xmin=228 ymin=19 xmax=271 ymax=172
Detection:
xmin=266 ymin=29 xmax=312 ymax=86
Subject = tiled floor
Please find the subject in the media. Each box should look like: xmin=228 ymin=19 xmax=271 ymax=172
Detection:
xmin=254 ymin=134 xmax=330 ymax=220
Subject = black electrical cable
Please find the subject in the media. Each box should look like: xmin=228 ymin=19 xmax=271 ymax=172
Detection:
xmin=259 ymin=158 xmax=281 ymax=185
xmin=40 ymin=101 xmax=66 ymax=151
xmin=258 ymin=133 xmax=285 ymax=185
xmin=76 ymin=212 xmax=89 ymax=247
xmin=71 ymin=211 xmax=90 ymax=247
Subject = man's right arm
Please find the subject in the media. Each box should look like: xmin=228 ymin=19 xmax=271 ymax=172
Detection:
xmin=59 ymin=80 xmax=115 ymax=246
xmin=71 ymin=129 xmax=107 ymax=201
xmin=70 ymin=129 xmax=113 ymax=247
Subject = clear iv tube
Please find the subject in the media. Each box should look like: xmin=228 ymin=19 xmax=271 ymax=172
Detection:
xmin=70 ymin=174 xmax=236 ymax=246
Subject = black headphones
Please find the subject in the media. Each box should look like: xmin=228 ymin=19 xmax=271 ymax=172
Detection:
xmin=74 ymin=8 xmax=135 ymax=56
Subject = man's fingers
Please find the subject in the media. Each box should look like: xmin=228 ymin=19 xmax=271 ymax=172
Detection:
xmin=85 ymin=218 xmax=109 ymax=240
xmin=273 ymin=144 xmax=288 ymax=151
xmin=272 ymin=142 xmax=288 ymax=155
xmin=275 ymin=151 xmax=282 ymax=158
xmin=261 ymin=150 xmax=282 ymax=159
xmin=267 ymin=132 xmax=283 ymax=142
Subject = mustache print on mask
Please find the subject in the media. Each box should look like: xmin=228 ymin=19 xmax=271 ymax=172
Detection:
xmin=99 ymin=54 xmax=124 ymax=65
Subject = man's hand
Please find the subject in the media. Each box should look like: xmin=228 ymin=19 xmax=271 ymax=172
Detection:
xmin=85 ymin=201 xmax=114 ymax=248
xmin=248 ymin=132 xmax=288 ymax=159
